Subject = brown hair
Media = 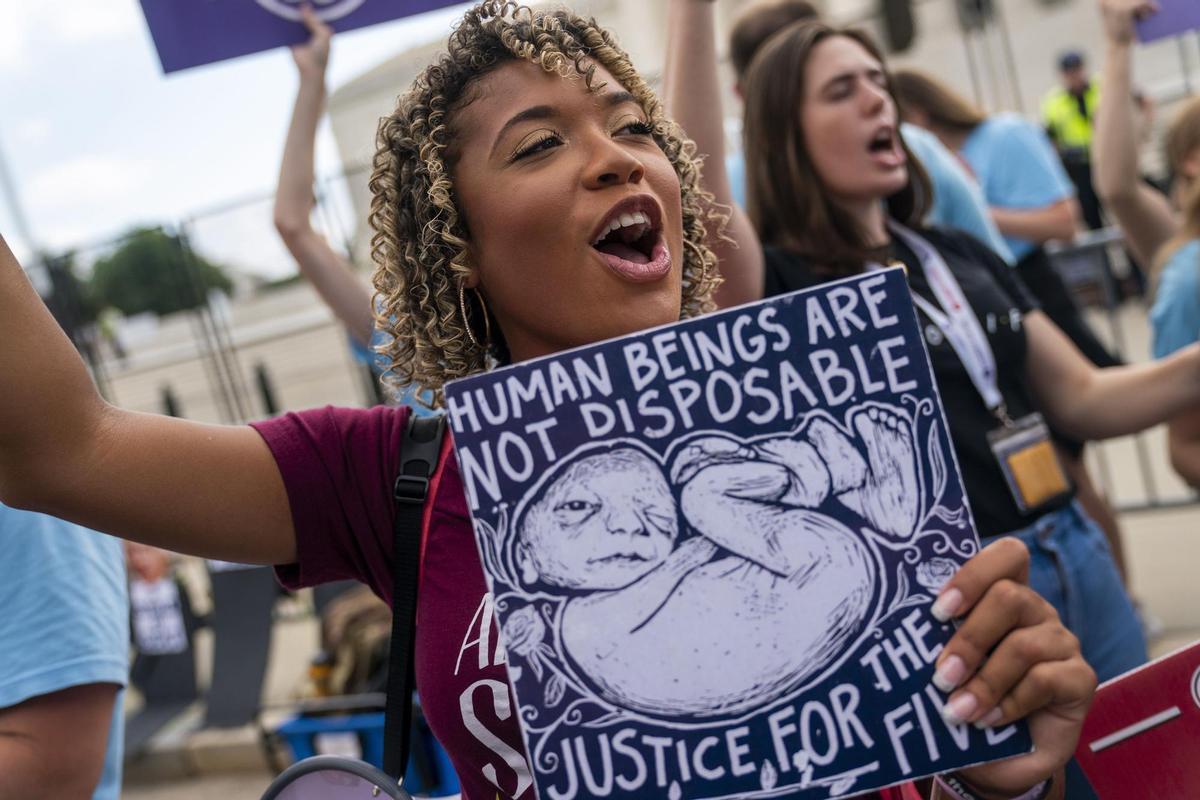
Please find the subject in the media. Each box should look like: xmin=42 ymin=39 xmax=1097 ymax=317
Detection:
xmin=890 ymin=69 xmax=986 ymax=134
xmin=730 ymin=0 xmax=819 ymax=81
xmin=368 ymin=1 xmax=721 ymax=404
xmin=741 ymin=21 xmax=931 ymax=274
xmin=1158 ymin=96 xmax=1200 ymax=269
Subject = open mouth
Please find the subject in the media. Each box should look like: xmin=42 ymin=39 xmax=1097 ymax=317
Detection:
xmin=590 ymin=196 xmax=672 ymax=283
xmin=868 ymin=127 xmax=894 ymax=152
xmin=867 ymin=126 xmax=906 ymax=167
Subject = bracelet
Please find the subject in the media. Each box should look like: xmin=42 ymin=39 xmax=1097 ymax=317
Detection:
xmin=935 ymin=773 xmax=1052 ymax=800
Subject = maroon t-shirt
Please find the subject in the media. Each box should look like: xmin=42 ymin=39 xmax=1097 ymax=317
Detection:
xmin=251 ymin=405 xmax=920 ymax=800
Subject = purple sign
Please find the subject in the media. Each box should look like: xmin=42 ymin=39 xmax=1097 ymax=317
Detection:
xmin=1136 ymin=0 xmax=1200 ymax=43
xmin=139 ymin=0 xmax=465 ymax=74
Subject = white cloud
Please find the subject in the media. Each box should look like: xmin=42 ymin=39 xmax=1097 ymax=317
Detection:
xmin=0 ymin=6 xmax=35 ymax=70
xmin=26 ymin=154 xmax=151 ymax=213
xmin=12 ymin=117 xmax=52 ymax=145
xmin=50 ymin=0 xmax=143 ymax=43
xmin=0 ymin=0 xmax=140 ymax=73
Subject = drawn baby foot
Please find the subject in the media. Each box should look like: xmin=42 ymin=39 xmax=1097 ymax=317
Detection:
xmin=849 ymin=404 xmax=920 ymax=539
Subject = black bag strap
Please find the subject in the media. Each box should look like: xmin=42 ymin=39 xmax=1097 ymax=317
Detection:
xmin=383 ymin=412 xmax=447 ymax=782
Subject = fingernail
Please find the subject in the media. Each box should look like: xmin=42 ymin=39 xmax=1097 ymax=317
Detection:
xmin=942 ymin=692 xmax=977 ymax=726
xmin=931 ymin=587 xmax=963 ymax=622
xmin=932 ymin=655 xmax=966 ymax=693
xmin=974 ymin=708 xmax=1004 ymax=729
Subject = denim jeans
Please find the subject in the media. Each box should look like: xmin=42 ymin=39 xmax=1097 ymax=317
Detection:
xmin=989 ymin=501 xmax=1148 ymax=799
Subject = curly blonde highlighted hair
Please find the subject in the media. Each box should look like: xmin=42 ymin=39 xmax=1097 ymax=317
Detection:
xmin=368 ymin=1 xmax=720 ymax=405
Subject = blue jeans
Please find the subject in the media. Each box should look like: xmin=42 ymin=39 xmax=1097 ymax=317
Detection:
xmin=990 ymin=501 xmax=1148 ymax=799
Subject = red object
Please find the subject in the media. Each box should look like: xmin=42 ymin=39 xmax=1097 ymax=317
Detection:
xmin=1074 ymin=640 xmax=1200 ymax=798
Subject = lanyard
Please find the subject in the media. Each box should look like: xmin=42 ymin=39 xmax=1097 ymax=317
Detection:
xmin=871 ymin=223 xmax=1009 ymax=421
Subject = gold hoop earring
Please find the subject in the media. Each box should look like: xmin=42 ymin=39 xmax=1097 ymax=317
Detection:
xmin=459 ymin=284 xmax=491 ymax=349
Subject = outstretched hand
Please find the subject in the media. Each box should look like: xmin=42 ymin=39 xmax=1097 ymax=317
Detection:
xmin=931 ymin=538 xmax=1095 ymax=797
xmin=291 ymin=4 xmax=333 ymax=81
xmin=1099 ymin=0 xmax=1159 ymax=45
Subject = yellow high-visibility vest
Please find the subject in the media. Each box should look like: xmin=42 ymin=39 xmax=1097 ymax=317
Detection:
xmin=1041 ymin=81 xmax=1101 ymax=151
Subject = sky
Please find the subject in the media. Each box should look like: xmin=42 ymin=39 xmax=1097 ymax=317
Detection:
xmin=0 ymin=0 xmax=476 ymax=281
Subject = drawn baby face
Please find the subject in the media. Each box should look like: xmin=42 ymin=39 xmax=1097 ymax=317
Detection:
xmin=520 ymin=449 xmax=678 ymax=590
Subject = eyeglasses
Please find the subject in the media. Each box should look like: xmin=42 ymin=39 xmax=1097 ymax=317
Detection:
xmin=261 ymin=756 xmax=413 ymax=800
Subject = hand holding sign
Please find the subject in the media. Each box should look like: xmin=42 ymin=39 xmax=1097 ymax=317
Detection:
xmin=139 ymin=0 xmax=466 ymax=73
xmin=1099 ymin=0 xmax=1161 ymax=45
xmin=935 ymin=538 xmax=1097 ymax=797
xmin=292 ymin=5 xmax=334 ymax=82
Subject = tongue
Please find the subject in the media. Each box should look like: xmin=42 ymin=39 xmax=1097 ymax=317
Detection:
xmin=596 ymin=241 xmax=650 ymax=264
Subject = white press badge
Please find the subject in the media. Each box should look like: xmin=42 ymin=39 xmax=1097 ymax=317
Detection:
xmin=879 ymin=224 xmax=1071 ymax=514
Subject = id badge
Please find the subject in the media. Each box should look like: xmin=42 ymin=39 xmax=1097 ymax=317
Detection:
xmin=987 ymin=413 xmax=1072 ymax=514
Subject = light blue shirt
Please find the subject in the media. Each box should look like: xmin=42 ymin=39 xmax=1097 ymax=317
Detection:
xmin=961 ymin=114 xmax=1076 ymax=262
xmin=0 ymin=504 xmax=128 ymax=800
xmin=902 ymin=123 xmax=1014 ymax=264
xmin=350 ymin=329 xmax=436 ymax=414
xmin=727 ymin=123 xmax=1013 ymax=263
xmin=1151 ymin=239 xmax=1200 ymax=360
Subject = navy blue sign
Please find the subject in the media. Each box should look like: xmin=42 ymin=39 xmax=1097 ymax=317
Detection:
xmin=138 ymin=0 xmax=464 ymax=73
xmin=445 ymin=269 xmax=1031 ymax=800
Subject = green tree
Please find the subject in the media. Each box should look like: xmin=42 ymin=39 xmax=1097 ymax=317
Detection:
xmin=90 ymin=227 xmax=234 ymax=317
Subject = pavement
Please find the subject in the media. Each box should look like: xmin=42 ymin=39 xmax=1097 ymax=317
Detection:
xmin=125 ymin=771 xmax=278 ymax=800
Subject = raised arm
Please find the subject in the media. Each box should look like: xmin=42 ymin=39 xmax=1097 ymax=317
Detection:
xmin=0 ymin=235 xmax=296 ymax=565
xmin=1024 ymin=310 xmax=1200 ymax=441
xmin=663 ymin=0 xmax=764 ymax=308
xmin=274 ymin=6 xmax=374 ymax=347
xmin=1093 ymin=0 xmax=1177 ymax=267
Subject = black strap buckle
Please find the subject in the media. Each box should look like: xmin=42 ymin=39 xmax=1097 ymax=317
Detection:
xmin=393 ymin=474 xmax=430 ymax=504
xmin=393 ymin=415 xmax=447 ymax=505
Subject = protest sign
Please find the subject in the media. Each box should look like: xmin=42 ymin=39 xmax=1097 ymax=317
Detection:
xmin=1136 ymin=0 xmax=1200 ymax=42
xmin=444 ymin=269 xmax=1031 ymax=800
xmin=1075 ymin=639 xmax=1200 ymax=797
xmin=130 ymin=577 xmax=189 ymax=655
xmin=138 ymin=0 xmax=464 ymax=73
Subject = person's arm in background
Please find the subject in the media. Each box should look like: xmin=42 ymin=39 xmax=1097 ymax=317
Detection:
xmin=1170 ymin=411 xmax=1200 ymax=488
xmin=1093 ymin=0 xmax=1177 ymax=268
xmin=0 ymin=684 xmax=119 ymax=800
xmin=663 ymin=0 xmax=764 ymax=308
xmin=274 ymin=6 xmax=374 ymax=348
xmin=0 ymin=507 xmax=128 ymax=800
xmin=902 ymin=124 xmax=1015 ymax=263
xmin=990 ymin=198 xmax=1079 ymax=244
xmin=1024 ymin=311 xmax=1200 ymax=441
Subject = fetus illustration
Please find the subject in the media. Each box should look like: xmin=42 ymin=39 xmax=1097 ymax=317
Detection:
xmin=511 ymin=402 xmax=921 ymax=719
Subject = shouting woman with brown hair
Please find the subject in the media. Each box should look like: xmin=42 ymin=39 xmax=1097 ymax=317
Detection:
xmin=664 ymin=1 xmax=1200 ymax=792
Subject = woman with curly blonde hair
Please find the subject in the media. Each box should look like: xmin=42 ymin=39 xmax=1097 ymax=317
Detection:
xmin=0 ymin=3 xmax=1093 ymax=797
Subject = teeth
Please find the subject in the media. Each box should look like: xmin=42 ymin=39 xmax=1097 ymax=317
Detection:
xmin=594 ymin=210 xmax=651 ymax=244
